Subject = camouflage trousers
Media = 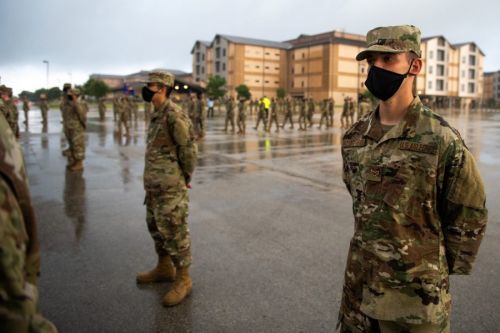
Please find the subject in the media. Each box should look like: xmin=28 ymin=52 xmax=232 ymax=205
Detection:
xmin=145 ymin=189 xmax=192 ymax=268
xmin=282 ymin=112 xmax=294 ymax=128
xmin=319 ymin=111 xmax=329 ymax=128
xmin=0 ymin=178 xmax=57 ymax=333
xmin=67 ymin=127 xmax=85 ymax=161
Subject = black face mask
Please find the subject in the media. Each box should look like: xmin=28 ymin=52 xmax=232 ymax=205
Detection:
xmin=365 ymin=61 xmax=414 ymax=101
xmin=142 ymin=86 xmax=156 ymax=103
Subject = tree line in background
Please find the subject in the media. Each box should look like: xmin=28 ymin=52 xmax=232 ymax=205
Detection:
xmin=18 ymin=78 xmax=110 ymax=101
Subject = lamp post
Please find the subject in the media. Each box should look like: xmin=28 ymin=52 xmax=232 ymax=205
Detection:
xmin=42 ymin=60 xmax=49 ymax=89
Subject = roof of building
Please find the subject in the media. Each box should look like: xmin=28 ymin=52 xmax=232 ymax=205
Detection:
xmin=190 ymin=40 xmax=212 ymax=54
xmin=451 ymin=42 xmax=485 ymax=55
xmin=421 ymin=35 xmax=447 ymax=42
xmin=90 ymin=74 xmax=124 ymax=80
xmin=217 ymin=34 xmax=293 ymax=49
xmin=285 ymin=30 xmax=366 ymax=48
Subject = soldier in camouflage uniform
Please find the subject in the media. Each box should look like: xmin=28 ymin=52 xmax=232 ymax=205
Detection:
xmin=224 ymin=96 xmax=235 ymax=133
xmin=0 ymin=85 xmax=19 ymax=137
xmin=194 ymin=93 xmax=206 ymax=138
xmin=267 ymin=98 xmax=279 ymax=133
xmin=62 ymin=89 xmax=87 ymax=171
xmin=297 ymin=98 xmax=307 ymax=131
xmin=318 ymin=99 xmax=329 ymax=129
xmin=0 ymin=113 xmax=57 ymax=333
xmin=254 ymin=98 xmax=267 ymax=131
xmin=341 ymin=97 xmax=351 ymax=128
xmin=281 ymin=97 xmax=294 ymax=129
xmin=237 ymin=99 xmax=246 ymax=135
xmin=328 ymin=98 xmax=335 ymax=127
xmin=137 ymin=71 xmax=198 ymax=307
xmin=117 ymin=96 xmax=130 ymax=136
xmin=22 ymin=95 xmax=30 ymax=125
xmin=39 ymin=93 xmax=49 ymax=125
xmin=338 ymin=25 xmax=488 ymax=333
xmin=306 ymin=98 xmax=315 ymax=128
xmin=98 ymin=97 xmax=106 ymax=122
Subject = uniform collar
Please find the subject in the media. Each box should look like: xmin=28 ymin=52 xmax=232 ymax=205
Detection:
xmin=363 ymin=96 xmax=422 ymax=143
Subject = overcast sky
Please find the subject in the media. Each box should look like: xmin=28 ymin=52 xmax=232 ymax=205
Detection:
xmin=1 ymin=0 xmax=498 ymax=94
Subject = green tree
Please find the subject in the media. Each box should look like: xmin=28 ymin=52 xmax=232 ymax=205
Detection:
xmin=19 ymin=91 xmax=35 ymax=101
xmin=206 ymin=75 xmax=226 ymax=100
xmin=83 ymin=78 xmax=110 ymax=98
xmin=276 ymin=88 xmax=286 ymax=99
xmin=235 ymin=84 xmax=251 ymax=100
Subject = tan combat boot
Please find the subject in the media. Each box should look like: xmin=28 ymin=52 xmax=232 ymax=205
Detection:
xmin=162 ymin=267 xmax=192 ymax=306
xmin=136 ymin=255 xmax=176 ymax=284
xmin=69 ymin=160 xmax=84 ymax=172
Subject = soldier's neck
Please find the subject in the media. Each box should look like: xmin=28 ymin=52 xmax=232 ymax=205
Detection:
xmin=378 ymin=89 xmax=414 ymax=126
xmin=153 ymin=96 xmax=167 ymax=110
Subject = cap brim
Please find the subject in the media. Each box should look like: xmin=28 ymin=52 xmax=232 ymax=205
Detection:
xmin=356 ymin=45 xmax=406 ymax=61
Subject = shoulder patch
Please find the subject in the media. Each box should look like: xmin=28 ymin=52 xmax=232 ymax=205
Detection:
xmin=399 ymin=141 xmax=437 ymax=155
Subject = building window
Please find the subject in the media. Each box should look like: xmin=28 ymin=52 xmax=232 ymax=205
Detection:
xmin=461 ymin=70 xmax=465 ymax=78
xmin=196 ymin=65 xmax=200 ymax=75
xmin=215 ymin=61 xmax=220 ymax=72
xmin=438 ymin=38 xmax=445 ymax=46
xmin=428 ymin=81 xmax=432 ymax=89
xmin=436 ymin=79 xmax=444 ymax=91
xmin=469 ymin=44 xmax=476 ymax=52
xmin=462 ymin=56 xmax=466 ymax=64
xmin=291 ymin=68 xmax=294 ymax=74
xmin=437 ymin=65 xmax=445 ymax=76
xmin=469 ymin=55 xmax=476 ymax=66
xmin=429 ymin=50 xmax=434 ymax=59
xmin=265 ymin=66 xmax=270 ymax=69
xmin=428 ymin=66 xmax=433 ymax=74
xmin=437 ymin=50 xmax=445 ymax=61
xmin=461 ymin=84 xmax=465 ymax=92
xmin=301 ymin=81 xmax=304 ymax=87
xmin=196 ymin=52 xmax=200 ymax=62
xmin=468 ymin=82 xmax=475 ymax=93
xmin=274 ymin=81 xmax=279 ymax=84
xmin=275 ymin=67 xmax=279 ymax=70
xmin=302 ymin=53 xmax=305 ymax=59
xmin=291 ymin=82 xmax=294 ymax=88
xmin=255 ymin=80 xmax=260 ymax=83
xmin=201 ymin=67 xmax=205 ymax=74
xmin=256 ymin=65 xmax=260 ymax=69
xmin=361 ymin=67 xmax=365 ymax=74
xmin=468 ymin=69 xmax=475 ymax=79
xmin=301 ymin=67 xmax=305 ymax=73
xmin=222 ymin=63 xmax=226 ymax=71
xmin=202 ymin=54 xmax=205 ymax=61
xmin=215 ymin=47 xmax=220 ymax=58
xmin=222 ymin=48 xmax=226 ymax=57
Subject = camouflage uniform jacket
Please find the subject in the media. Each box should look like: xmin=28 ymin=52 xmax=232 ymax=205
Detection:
xmin=0 ymin=100 xmax=17 ymax=134
xmin=63 ymin=100 xmax=86 ymax=130
xmin=144 ymin=100 xmax=197 ymax=192
xmin=339 ymin=96 xmax=487 ymax=328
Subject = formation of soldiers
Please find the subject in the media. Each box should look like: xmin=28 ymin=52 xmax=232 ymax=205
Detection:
xmin=216 ymin=95 xmax=371 ymax=134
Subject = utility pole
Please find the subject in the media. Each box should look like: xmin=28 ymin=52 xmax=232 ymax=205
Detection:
xmin=43 ymin=60 xmax=49 ymax=89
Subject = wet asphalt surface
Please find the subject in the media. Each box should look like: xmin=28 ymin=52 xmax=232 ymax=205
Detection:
xmin=18 ymin=105 xmax=500 ymax=332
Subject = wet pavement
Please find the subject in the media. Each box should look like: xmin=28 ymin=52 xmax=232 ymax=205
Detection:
xmin=19 ymin=106 xmax=500 ymax=332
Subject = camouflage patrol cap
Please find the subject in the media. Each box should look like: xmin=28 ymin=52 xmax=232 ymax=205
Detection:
xmin=0 ymin=85 xmax=7 ymax=94
xmin=145 ymin=70 xmax=175 ymax=87
xmin=68 ymin=88 xmax=81 ymax=96
xmin=356 ymin=25 xmax=422 ymax=61
xmin=63 ymin=83 xmax=72 ymax=89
